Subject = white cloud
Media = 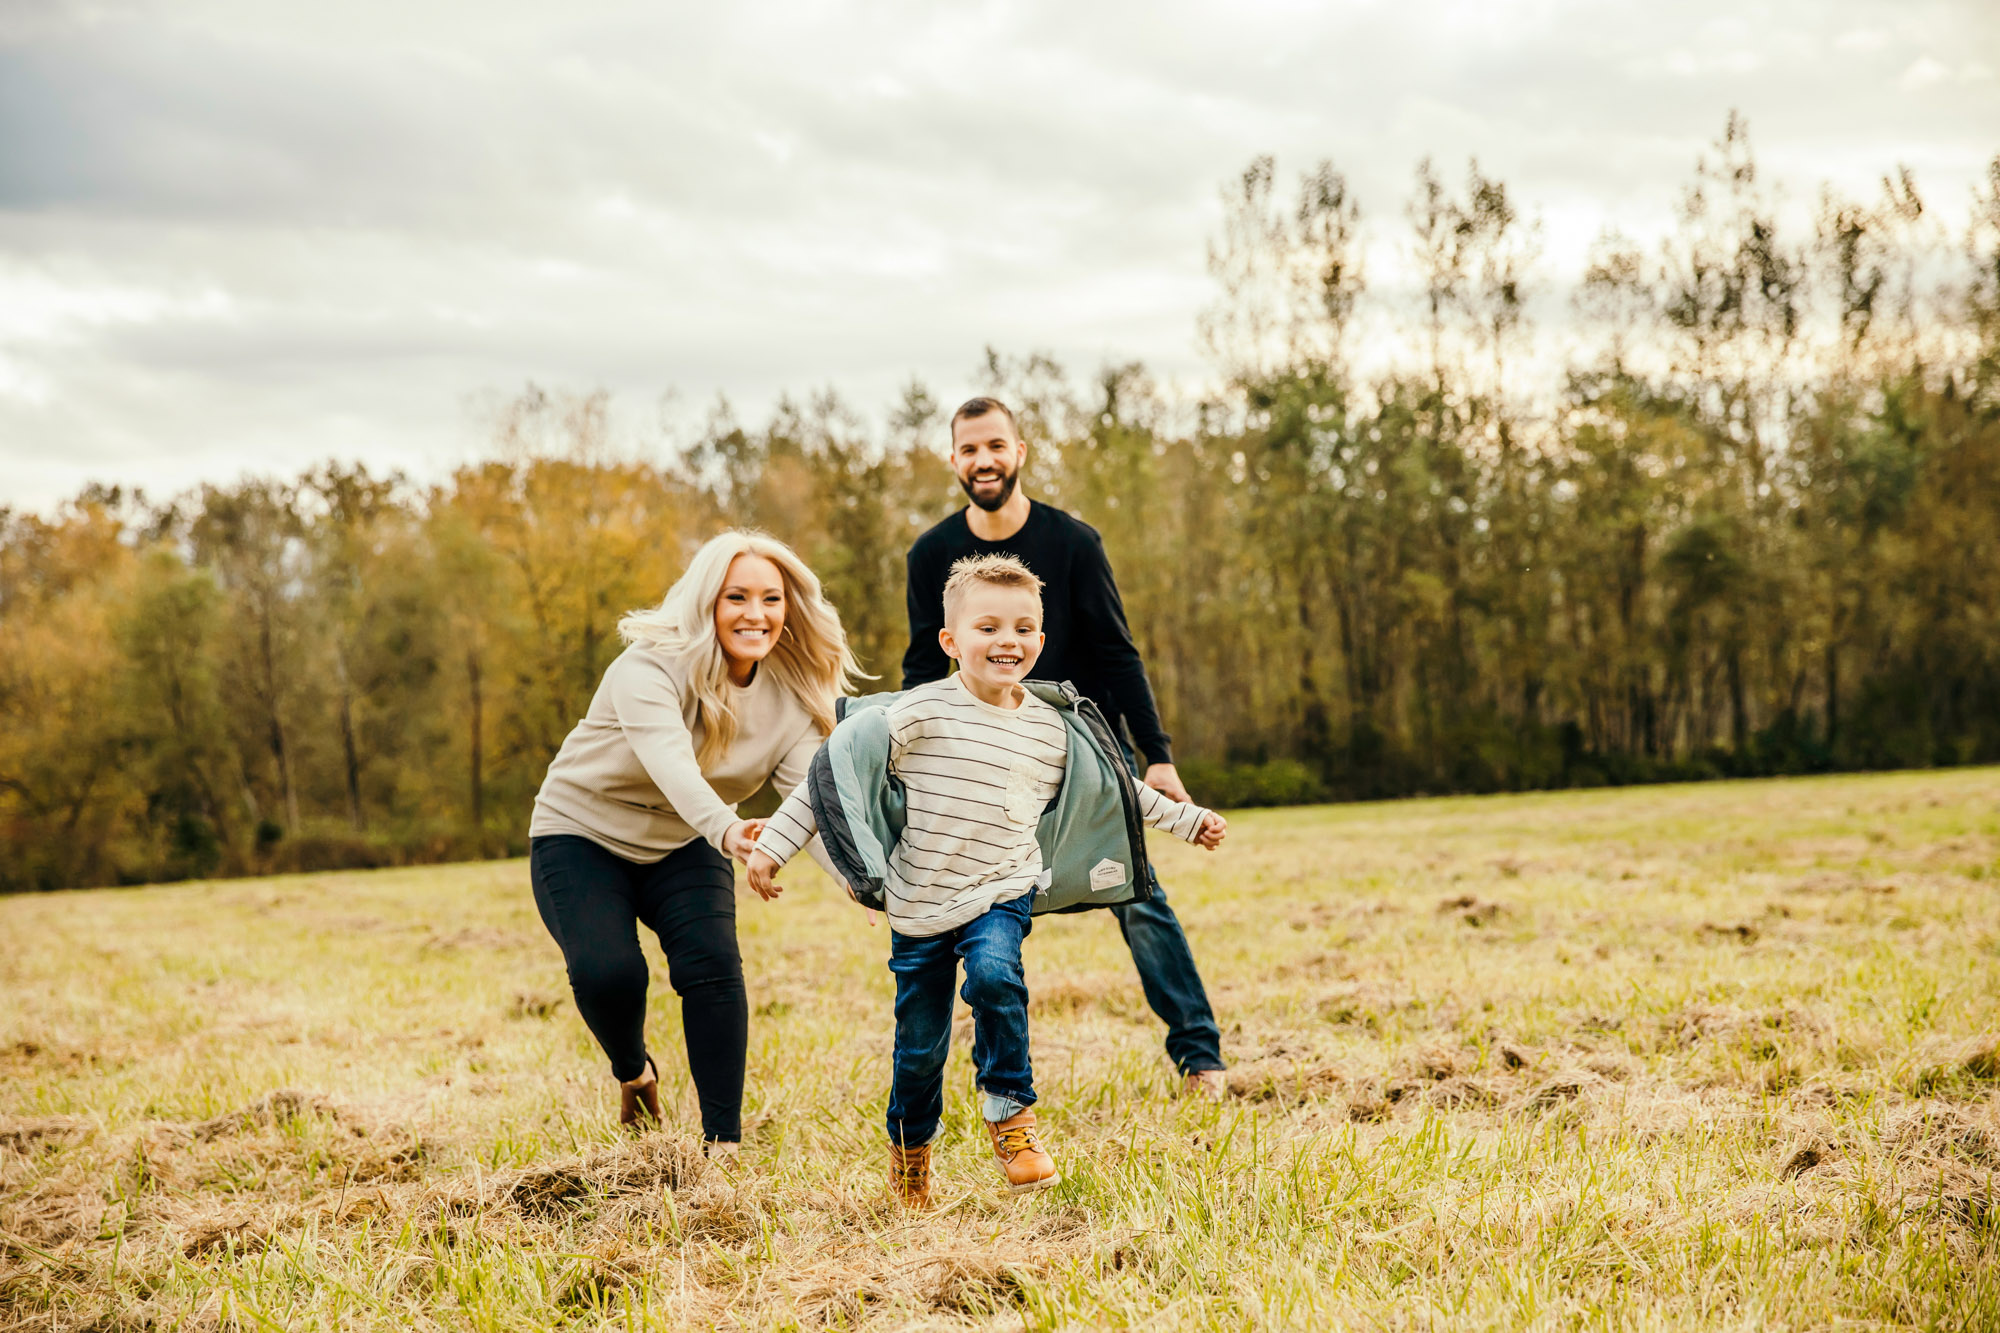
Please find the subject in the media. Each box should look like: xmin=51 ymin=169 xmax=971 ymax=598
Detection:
xmin=0 ymin=354 xmax=50 ymax=405
xmin=0 ymin=270 xmax=175 ymax=343
xmin=1901 ymin=55 xmax=1954 ymax=88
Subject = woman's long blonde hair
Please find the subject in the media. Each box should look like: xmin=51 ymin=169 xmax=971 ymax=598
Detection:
xmin=619 ymin=530 xmax=867 ymax=769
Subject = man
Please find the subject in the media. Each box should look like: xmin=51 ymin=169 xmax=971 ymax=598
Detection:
xmin=900 ymin=395 xmax=1228 ymax=1098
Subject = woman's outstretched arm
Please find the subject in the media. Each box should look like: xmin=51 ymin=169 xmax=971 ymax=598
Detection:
xmin=608 ymin=655 xmax=746 ymax=853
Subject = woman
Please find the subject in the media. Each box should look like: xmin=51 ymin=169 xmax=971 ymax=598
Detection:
xmin=528 ymin=530 xmax=862 ymax=1153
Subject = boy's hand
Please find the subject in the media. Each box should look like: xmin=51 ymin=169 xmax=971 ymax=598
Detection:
xmin=1195 ymin=811 xmax=1228 ymax=851
xmin=745 ymin=850 xmax=783 ymax=901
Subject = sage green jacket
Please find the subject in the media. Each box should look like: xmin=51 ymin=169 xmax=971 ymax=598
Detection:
xmin=805 ymin=681 xmax=1155 ymax=915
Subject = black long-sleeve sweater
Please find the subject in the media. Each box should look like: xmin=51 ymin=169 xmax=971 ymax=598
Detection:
xmin=900 ymin=501 xmax=1174 ymax=767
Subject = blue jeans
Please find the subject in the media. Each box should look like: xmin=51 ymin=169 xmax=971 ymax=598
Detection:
xmin=885 ymin=891 xmax=1036 ymax=1147
xmin=1111 ymin=744 xmax=1226 ymax=1075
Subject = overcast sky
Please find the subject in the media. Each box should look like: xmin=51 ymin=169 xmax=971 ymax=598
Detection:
xmin=2 ymin=0 xmax=1996 ymax=512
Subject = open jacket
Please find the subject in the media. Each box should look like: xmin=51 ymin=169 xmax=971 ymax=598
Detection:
xmin=804 ymin=680 xmax=1156 ymax=915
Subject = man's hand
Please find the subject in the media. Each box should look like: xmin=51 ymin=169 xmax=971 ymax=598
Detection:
xmin=1143 ymin=763 xmax=1191 ymax=804
xmin=1195 ymin=810 xmax=1227 ymax=851
xmin=722 ymin=819 xmax=764 ymax=864
xmin=745 ymin=850 xmax=783 ymax=901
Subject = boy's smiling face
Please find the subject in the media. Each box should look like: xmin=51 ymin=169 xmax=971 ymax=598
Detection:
xmin=940 ymin=582 xmax=1045 ymax=705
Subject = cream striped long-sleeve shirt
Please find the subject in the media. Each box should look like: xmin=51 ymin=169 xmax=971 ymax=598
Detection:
xmin=754 ymin=675 xmax=1212 ymax=937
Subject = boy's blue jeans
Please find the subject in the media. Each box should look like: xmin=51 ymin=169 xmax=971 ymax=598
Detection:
xmin=885 ymin=890 xmax=1036 ymax=1147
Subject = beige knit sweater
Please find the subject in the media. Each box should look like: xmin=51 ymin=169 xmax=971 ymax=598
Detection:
xmin=530 ymin=645 xmax=826 ymax=863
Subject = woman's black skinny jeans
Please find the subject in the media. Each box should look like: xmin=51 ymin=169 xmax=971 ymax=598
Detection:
xmin=529 ymin=833 xmax=747 ymax=1142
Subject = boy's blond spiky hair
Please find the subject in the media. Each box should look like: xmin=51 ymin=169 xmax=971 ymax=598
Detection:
xmin=942 ymin=553 xmax=1044 ymax=624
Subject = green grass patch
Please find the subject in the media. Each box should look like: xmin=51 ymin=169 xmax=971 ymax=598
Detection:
xmin=3 ymin=768 xmax=1998 ymax=1329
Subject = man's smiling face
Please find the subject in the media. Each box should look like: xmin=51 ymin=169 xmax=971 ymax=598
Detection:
xmin=951 ymin=412 xmax=1027 ymax=513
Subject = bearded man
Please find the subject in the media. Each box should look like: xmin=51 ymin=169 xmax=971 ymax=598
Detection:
xmin=899 ymin=396 xmax=1228 ymax=1097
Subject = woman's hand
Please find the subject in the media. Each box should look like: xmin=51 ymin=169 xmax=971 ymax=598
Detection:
xmin=722 ymin=819 xmax=765 ymax=865
xmin=1195 ymin=811 xmax=1228 ymax=851
xmin=745 ymin=850 xmax=783 ymax=901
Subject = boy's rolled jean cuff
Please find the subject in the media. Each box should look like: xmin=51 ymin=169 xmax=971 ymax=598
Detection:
xmin=887 ymin=1121 xmax=941 ymax=1148
xmin=886 ymin=1090 xmax=1032 ymax=1146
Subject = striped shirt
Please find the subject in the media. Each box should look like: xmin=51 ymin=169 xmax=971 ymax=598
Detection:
xmin=755 ymin=675 xmax=1212 ymax=937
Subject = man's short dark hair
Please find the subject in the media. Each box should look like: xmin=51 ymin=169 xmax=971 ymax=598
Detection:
xmin=950 ymin=396 xmax=1019 ymax=439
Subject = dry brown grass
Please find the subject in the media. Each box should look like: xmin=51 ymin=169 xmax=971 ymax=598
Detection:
xmin=4 ymin=767 xmax=1999 ymax=1329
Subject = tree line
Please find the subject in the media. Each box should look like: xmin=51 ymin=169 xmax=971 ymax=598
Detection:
xmin=5 ymin=116 xmax=1999 ymax=890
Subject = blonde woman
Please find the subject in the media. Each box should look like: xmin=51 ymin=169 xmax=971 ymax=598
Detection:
xmin=529 ymin=531 xmax=862 ymax=1153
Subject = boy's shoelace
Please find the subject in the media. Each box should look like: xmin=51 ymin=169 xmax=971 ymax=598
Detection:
xmin=993 ymin=1125 xmax=1040 ymax=1158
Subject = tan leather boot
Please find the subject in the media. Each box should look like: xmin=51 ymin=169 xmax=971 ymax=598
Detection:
xmin=889 ymin=1139 xmax=933 ymax=1208
xmin=985 ymin=1109 xmax=1059 ymax=1194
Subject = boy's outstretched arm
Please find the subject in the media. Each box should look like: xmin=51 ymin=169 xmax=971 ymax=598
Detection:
xmin=748 ymin=790 xmax=818 ymax=900
xmin=748 ymin=788 xmax=873 ymax=915
xmin=1134 ymin=783 xmax=1227 ymax=851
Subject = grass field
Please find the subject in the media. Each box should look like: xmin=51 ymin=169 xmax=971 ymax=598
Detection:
xmin=4 ymin=769 xmax=1999 ymax=1331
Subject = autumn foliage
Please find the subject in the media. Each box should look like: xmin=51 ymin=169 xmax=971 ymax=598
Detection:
xmin=5 ymin=122 xmax=2000 ymax=890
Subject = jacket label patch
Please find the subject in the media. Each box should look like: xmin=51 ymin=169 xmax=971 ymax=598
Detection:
xmin=1089 ymin=858 xmax=1127 ymax=891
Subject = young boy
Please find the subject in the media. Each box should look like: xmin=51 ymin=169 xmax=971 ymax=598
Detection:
xmin=746 ymin=553 xmax=1226 ymax=1205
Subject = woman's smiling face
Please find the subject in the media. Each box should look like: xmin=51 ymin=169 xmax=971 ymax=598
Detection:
xmin=714 ymin=553 xmax=786 ymax=679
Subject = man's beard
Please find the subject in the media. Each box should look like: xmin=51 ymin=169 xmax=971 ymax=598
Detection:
xmin=959 ymin=466 xmax=1018 ymax=513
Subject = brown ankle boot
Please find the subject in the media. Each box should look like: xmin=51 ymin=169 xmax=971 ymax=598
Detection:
xmin=618 ymin=1056 xmax=661 ymax=1131
xmin=889 ymin=1139 xmax=933 ymax=1208
xmin=986 ymin=1109 xmax=1059 ymax=1194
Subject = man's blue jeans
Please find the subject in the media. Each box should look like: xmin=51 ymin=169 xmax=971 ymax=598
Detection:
xmin=885 ymin=891 xmax=1036 ymax=1147
xmin=1111 ymin=745 xmax=1226 ymax=1075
